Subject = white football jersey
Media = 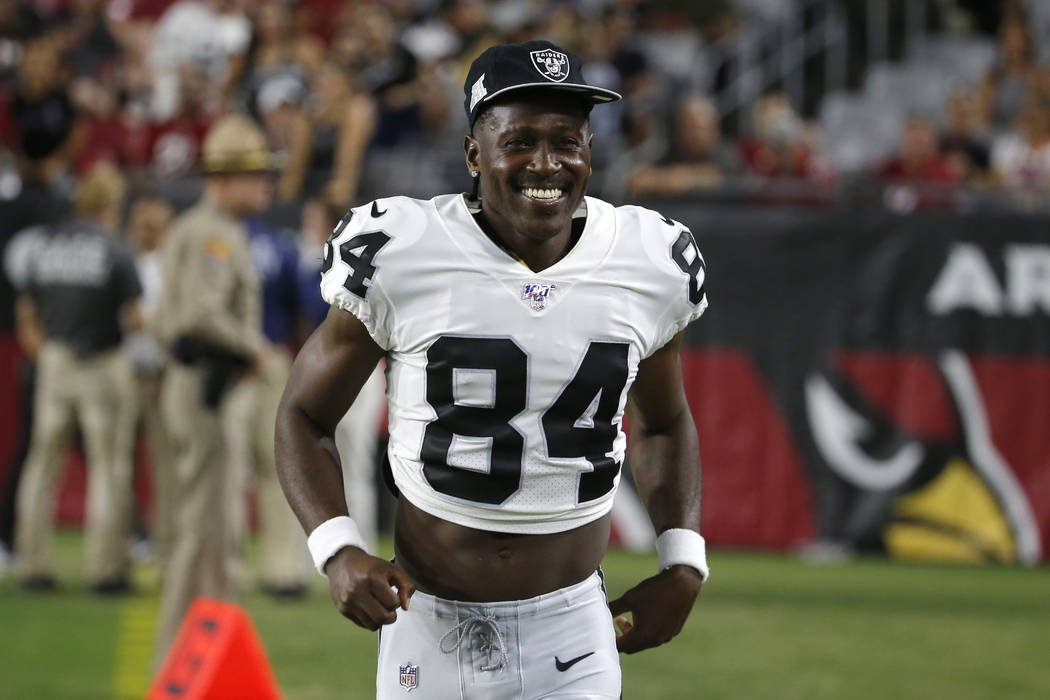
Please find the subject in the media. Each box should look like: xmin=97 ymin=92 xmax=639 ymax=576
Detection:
xmin=320 ymin=193 xmax=707 ymax=534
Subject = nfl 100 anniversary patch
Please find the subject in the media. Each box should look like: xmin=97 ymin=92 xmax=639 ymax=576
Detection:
xmin=531 ymin=48 xmax=569 ymax=82
xmin=521 ymin=281 xmax=558 ymax=311
xmin=399 ymin=662 xmax=419 ymax=692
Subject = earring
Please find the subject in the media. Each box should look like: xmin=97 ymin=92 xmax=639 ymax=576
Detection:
xmin=470 ymin=170 xmax=479 ymax=178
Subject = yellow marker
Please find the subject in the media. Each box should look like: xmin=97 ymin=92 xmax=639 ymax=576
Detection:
xmin=112 ymin=593 xmax=159 ymax=699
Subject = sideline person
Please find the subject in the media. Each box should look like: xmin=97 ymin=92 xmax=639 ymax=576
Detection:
xmin=152 ymin=114 xmax=269 ymax=666
xmin=14 ymin=163 xmax=142 ymax=593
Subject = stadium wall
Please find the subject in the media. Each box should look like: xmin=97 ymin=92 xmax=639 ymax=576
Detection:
xmin=653 ymin=202 xmax=1050 ymax=565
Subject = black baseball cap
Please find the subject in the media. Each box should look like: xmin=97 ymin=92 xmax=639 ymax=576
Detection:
xmin=464 ymin=40 xmax=622 ymax=127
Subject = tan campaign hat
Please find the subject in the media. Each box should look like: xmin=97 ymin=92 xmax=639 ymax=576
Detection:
xmin=201 ymin=114 xmax=276 ymax=175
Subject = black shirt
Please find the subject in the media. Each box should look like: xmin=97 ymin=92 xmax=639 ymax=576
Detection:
xmin=25 ymin=219 xmax=141 ymax=358
xmin=0 ymin=178 xmax=67 ymax=333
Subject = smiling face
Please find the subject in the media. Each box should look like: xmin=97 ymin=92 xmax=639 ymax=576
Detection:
xmin=465 ymin=92 xmax=592 ymax=255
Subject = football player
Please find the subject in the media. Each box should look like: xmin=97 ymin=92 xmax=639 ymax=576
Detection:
xmin=276 ymin=40 xmax=709 ymax=699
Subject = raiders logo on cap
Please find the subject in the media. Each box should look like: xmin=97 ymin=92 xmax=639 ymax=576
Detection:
xmin=530 ymin=49 xmax=569 ymax=82
xmin=462 ymin=40 xmax=621 ymax=127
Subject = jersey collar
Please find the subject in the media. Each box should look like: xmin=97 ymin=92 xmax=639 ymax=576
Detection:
xmin=442 ymin=193 xmax=615 ymax=280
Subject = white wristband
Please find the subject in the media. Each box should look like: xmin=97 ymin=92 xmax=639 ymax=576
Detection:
xmin=656 ymin=528 xmax=709 ymax=582
xmin=307 ymin=516 xmax=368 ymax=576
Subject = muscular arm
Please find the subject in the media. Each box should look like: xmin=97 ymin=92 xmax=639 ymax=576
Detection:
xmin=608 ymin=330 xmax=704 ymax=654
xmin=625 ymin=330 xmax=701 ymax=535
xmin=275 ymin=306 xmax=414 ymax=629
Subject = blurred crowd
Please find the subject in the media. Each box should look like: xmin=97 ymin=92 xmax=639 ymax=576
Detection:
xmin=1 ymin=0 xmax=1050 ymax=594
xmin=3 ymin=1 xmax=1050 ymax=213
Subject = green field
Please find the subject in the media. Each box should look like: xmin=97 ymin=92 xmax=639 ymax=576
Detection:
xmin=0 ymin=532 xmax=1047 ymax=700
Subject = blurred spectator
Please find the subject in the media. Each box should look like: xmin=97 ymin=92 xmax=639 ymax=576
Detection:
xmin=294 ymin=0 xmax=354 ymax=45
xmin=63 ymin=0 xmax=124 ymax=79
xmin=978 ymin=15 xmax=1050 ymax=131
xmin=335 ymin=2 xmax=447 ymax=148
xmin=144 ymin=66 xmax=216 ymax=181
xmin=0 ymin=53 xmax=76 ymax=572
xmin=224 ymin=212 xmax=310 ymax=598
xmin=237 ymin=0 xmax=322 ymax=113
xmin=70 ymin=77 xmax=127 ymax=174
xmin=2 ymin=43 xmax=76 ymax=332
xmin=120 ymin=195 xmax=175 ymax=572
xmin=876 ymin=116 xmax=959 ymax=183
xmin=597 ymin=43 xmax=673 ymax=198
xmin=991 ymin=91 xmax=1050 ymax=190
xmin=294 ymin=193 xmax=339 ymax=331
xmin=738 ymin=93 xmax=831 ymax=181
xmin=0 ymin=2 xmax=48 ymax=50
xmin=8 ymin=35 xmax=77 ymax=171
xmin=256 ymin=74 xmax=311 ymax=203
xmin=113 ymin=60 xmax=162 ymax=180
xmin=148 ymin=0 xmax=251 ymax=119
xmin=571 ymin=8 xmax=630 ymax=154
xmin=126 ymin=197 xmax=174 ymax=318
xmin=14 ymin=161 xmax=142 ymax=593
xmin=627 ymin=94 xmax=738 ymax=197
xmin=302 ymin=59 xmax=376 ymax=204
xmin=106 ymin=0 xmax=183 ymax=23
xmin=442 ymin=0 xmax=500 ymax=73
xmin=600 ymin=100 xmax=666 ymax=203
xmin=940 ymin=89 xmax=992 ymax=184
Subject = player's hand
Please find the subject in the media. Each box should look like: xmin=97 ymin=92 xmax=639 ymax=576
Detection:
xmin=324 ymin=546 xmax=415 ymax=630
xmin=607 ymin=565 xmax=703 ymax=654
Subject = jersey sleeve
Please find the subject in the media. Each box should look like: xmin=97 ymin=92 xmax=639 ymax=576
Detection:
xmin=643 ymin=209 xmax=709 ymax=354
xmin=319 ymin=201 xmax=396 ymax=350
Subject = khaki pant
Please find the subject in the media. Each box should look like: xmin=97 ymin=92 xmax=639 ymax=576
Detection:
xmin=15 ymin=343 xmax=135 ymax=583
xmin=154 ymin=363 xmax=237 ymax=667
xmin=224 ymin=349 xmax=308 ymax=588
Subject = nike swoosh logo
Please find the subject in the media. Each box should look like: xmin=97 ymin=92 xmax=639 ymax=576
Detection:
xmin=554 ymin=651 xmax=595 ymax=672
xmin=371 ymin=201 xmax=387 ymax=218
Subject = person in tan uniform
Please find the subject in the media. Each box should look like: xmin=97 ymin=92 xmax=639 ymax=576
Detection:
xmin=152 ymin=114 xmax=271 ymax=666
xmin=14 ymin=162 xmax=143 ymax=593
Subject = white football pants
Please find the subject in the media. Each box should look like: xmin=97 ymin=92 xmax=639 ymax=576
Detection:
xmin=376 ymin=571 xmax=621 ymax=699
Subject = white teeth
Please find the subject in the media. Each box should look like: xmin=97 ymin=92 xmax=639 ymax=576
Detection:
xmin=523 ymin=187 xmax=562 ymax=200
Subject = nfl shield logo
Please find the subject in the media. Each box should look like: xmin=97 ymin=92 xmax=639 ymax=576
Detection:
xmin=399 ymin=663 xmax=419 ymax=692
xmin=521 ymin=282 xmax=557 ymax=310
xmin=530 ymin=49 xmax=570 ymax=82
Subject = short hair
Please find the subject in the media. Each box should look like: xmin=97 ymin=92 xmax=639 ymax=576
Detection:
xmin=471 ymin=107 xmax=498 ymax=135
xmin=74 ymin=161 xmax=126 ymax=217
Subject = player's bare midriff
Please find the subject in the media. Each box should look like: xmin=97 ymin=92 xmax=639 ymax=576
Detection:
xmin=393 ymin=497 xmax=611 ymax=602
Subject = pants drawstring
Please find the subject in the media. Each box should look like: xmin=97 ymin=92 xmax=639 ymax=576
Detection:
xmin=439 ymin=611 xmax=509 ymax=672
